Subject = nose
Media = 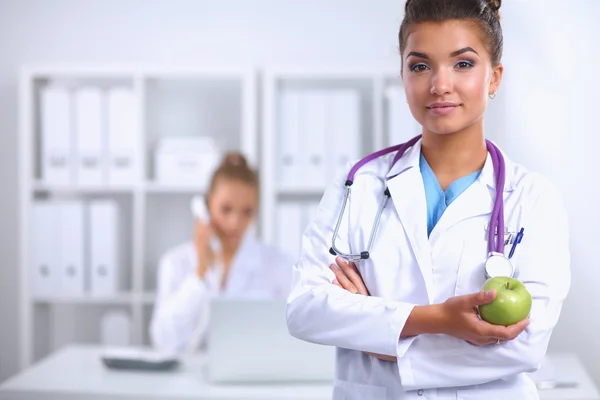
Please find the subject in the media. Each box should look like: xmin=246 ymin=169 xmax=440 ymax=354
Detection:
xmin=430 ymin=68 xmax=453 ymax=96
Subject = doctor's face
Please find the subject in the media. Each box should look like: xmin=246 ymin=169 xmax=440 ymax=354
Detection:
xmin=208 ymin=179 xmax=258 ymax=246
xmin=401 ymin=20 xmax=503 ymax=136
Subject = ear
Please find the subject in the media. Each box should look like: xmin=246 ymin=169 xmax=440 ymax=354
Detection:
xmin=489 ymin=63 xmax=504 ymax=96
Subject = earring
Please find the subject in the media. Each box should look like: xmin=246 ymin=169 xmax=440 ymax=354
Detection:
xmin=489 ymin=92 xmax=496 ymax=99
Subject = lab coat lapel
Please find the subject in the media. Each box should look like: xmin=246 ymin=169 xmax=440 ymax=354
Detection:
xmin=429 ymin=152 xmax=499 ymax=236
xmin=385 ymin=140 xmax=434 ymax=298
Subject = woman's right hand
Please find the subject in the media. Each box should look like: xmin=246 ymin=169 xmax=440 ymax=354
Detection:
xmin=439 ymin=290 xmax=530 ymax=346
xmin=194 ymin=220 xmax=216 ymax=278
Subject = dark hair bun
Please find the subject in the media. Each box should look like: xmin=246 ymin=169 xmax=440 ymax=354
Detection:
xmin=221 ymin=152 xmax=249 ymax=168
xmin=405 ymin=0 xmax=501 ymax=20
xmin=489 ymin=0 xmax=501 ymax=10
xmin=488 ymin=0 xmax=501 ymax=20
xmin=208 ymin=151 xmax=259 ymax=194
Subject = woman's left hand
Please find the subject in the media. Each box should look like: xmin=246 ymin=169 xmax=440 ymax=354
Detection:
xmin=329 ymin=257 xmax=397 ymax=363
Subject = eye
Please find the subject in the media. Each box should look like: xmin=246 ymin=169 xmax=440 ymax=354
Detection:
xmin=409 ymin=63 xmax=429 ymax=72
xmin=456 ymin=60 xmax=475 ymax=69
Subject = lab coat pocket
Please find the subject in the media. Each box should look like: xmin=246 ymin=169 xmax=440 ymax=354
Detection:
xmin=332 ymin=379 xmax=387 ymax=400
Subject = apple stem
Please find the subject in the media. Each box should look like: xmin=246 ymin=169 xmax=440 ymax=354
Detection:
xmin=505 ymin=282 xmax=510 ymax=290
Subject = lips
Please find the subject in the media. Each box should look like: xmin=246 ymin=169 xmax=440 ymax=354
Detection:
xmin=427 ymin=102 xmax=460 ymax=115
xmin=428 ymin=102 xmax=458 ymax=108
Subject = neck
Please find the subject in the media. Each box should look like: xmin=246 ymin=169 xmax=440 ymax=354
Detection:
xmin=218 ymin=232 xmax=249 ymax=269
xmin=421 ymin=123 xmax=487 ymax=177
xmin=221 ymin=243 xmax=238 ymax=260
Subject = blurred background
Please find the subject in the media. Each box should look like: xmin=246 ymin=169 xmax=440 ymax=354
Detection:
xmin=0 ymin=0 xmax=598 ymax=394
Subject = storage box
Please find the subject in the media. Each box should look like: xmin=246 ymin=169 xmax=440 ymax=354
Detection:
xmin=154 ymin=136 xmax=221 ymax=188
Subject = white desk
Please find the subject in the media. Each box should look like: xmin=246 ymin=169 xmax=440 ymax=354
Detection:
xmin=0 ymin=345 xmax=332 ymax=400
xmin=0 ymin=345 xmax=598 ymax=400
xmin=534 ymin=353 xmax=600 ymax=400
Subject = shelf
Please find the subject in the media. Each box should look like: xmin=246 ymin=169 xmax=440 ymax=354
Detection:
xmin=32 ymin=181 xmax=208 ymax=194
xmin=277 ymin=186 xmax=328 ymax=196
xmin=32 ymin=293 xmax=137 ymax=305
xmin=32 ymin=293 xmax=159 ymax=305
xmin=33 ymin=181 xmax=136 ymax=194
xmin=20 ymin=63 xmax=259 ymax=368
xmin=143 ymin=182 xmax=205 ymax=194
xmin=266 ymin=67 xmax=394 ymax=80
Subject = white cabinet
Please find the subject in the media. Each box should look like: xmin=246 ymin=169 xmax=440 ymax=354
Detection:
xmin=259 ymin=68 xmax=416 ymax=249
xmin=19 ymin=66 xmax=257 ymax=367
xmin=19 ymin=65 xmax=418 ymax=369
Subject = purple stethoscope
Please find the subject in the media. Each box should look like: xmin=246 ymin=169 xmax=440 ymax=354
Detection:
xmin=329 ymin=134 xmax=520 ymax=279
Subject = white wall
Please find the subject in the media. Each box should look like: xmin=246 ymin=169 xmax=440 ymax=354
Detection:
xmin=499 ymin=4 xmax=600 ymax=384
xmin=1 ymin=0 xmax=598 ymax=385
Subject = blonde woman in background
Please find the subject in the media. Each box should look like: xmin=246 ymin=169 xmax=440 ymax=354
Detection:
xmin=150 ymin=152 xmax=294 ymax=354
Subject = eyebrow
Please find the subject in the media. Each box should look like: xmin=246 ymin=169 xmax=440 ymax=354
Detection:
xmin=406 ymin=47 xmax=479 ymax=60
xmin=450 ymin=47 xmax=478 ymax=57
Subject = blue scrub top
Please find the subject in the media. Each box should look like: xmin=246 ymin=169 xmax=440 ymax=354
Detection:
xmin=420 ymin=153 xmax=481 ymax=237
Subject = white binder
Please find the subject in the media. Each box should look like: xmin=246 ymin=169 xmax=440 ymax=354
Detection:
xmin=58 ymin=200 xmax=85 ymax=295
xmin=278 ymin=89 xmax=301 ymax=185
xmin=330 ymin=89 xmax=361 ymax=180
xmin=386 ymin=85 xmax=421 ymax=146
xmin=107 ymin=87 xmax=138 ymax=186
xmin=40 ymin=86 xmax=74 ymax=185
xmin=302 ymin=90 xmax=328 ymax=188
xmin=31 ymin=202 xmax=60 ymax=297
xmin=74 ymin=87 xmax=105 ymax=185
xmin=89 ymin=200 xmax=120 ymax=295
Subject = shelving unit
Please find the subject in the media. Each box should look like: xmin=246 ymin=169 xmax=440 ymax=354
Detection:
xmin=19 ymin=64 xmax=422 ymax=370
xmin=259 ymin=68 xmax=420 ymax=251
xmin=18 ymin=65 xmax=257 ymax=368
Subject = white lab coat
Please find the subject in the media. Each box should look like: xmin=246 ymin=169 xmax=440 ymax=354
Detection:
xmin=151 ymin=233 xmax=294 ymax=354
xmin=286 ymin=138 xmax=570 ymax=400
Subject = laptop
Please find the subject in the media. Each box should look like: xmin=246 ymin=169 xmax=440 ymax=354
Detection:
xmin=206 ymin=298 xmax=336 ymax=383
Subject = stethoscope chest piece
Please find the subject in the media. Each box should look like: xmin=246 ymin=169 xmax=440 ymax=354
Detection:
xmin=484 ymin=252 xmax=515 ymax=279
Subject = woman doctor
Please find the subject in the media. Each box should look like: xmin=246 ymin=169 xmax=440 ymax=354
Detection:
xmin=151 ymin=152 xmax=294 ymax=354
xmin=286 ymin=0 xmax=570 ymax=398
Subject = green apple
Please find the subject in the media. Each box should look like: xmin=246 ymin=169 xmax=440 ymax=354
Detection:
xmin=478 ymin=276 xmax=532 ymax=326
